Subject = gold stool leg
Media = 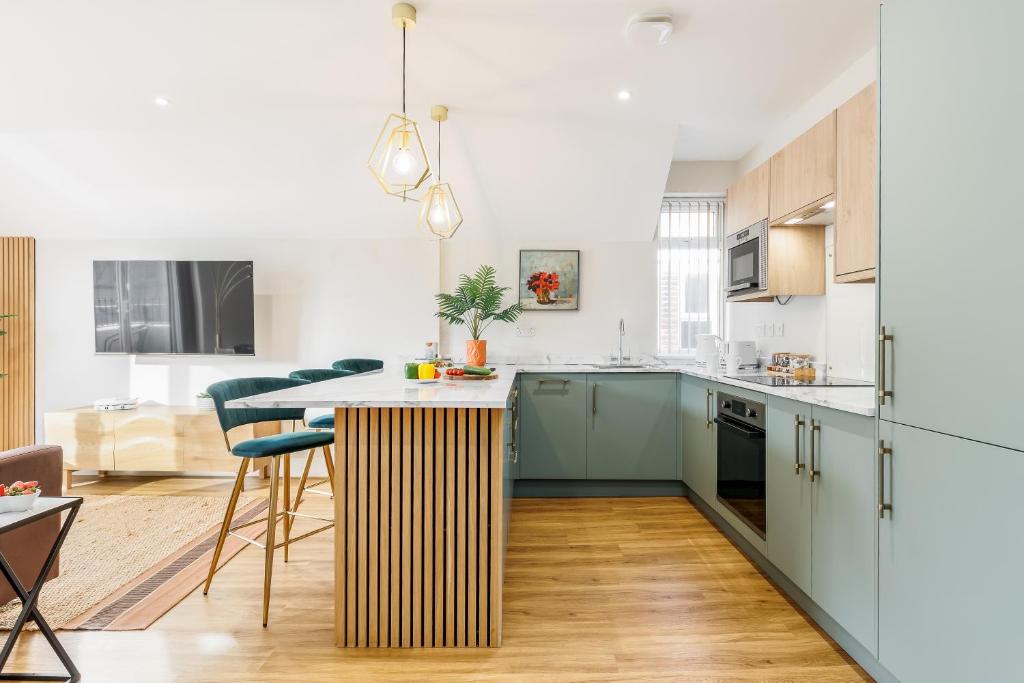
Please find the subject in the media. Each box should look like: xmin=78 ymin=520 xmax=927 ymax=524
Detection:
xmin=288 ymin=449 xmax=316 ymax=541
xmin=263 ymin=455 xmax=281 ymax=627
xmin=203 ymin=459 xmax=248 ymax=596
xmin=323 ymin=444 xmax=336 ymax=497
xmin=283 ymin=454 xmax=291 ymax=562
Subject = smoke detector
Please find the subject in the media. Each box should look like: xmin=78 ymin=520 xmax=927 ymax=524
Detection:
xmin=625 ymin=13 xmax=674 ymax=46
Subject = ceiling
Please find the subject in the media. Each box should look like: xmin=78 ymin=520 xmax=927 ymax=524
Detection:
xmin=0 ymin=1 xmax=877 ymax=241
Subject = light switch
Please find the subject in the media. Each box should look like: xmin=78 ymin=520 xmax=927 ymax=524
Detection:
xmin=775 ymin=322 xmax=785 ymax=337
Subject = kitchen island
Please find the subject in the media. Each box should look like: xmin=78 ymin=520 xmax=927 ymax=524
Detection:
xmin=226 ymin=363 xmax=875 ymax=650
xmin=229 ymin=371 xmax=517 ymax=649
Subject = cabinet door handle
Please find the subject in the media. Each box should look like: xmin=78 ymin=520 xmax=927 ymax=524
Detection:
xmin=878 ymin=326 xmax=894 ymax=406
xmin=537 ymin=378 xmax=569 ymax=387
xmin=793 ymin=415 xmax=806 ymax=474
xmin=878 ymin=441 xmax=893 ymax=519
xmin=592 ymin=384 xmax=597 ymax=416
xmin=705 ymin=388 xmax=713 ymax=429
xmin=808 ymin=421 xmax=821 ymax=481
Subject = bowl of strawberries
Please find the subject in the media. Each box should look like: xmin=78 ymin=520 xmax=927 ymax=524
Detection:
xmin=0 ymin=481 xmax=41 ymax=513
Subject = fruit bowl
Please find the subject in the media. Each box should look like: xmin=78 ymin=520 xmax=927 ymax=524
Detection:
xmin=0 ymin=491 xmax=40 ymax=513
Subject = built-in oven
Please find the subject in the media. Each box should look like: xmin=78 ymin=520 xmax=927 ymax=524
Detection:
xmin=715 ymin=392 xmax=766 ymax=539
xmin=725 ymin=219 xmax=768 ymax=297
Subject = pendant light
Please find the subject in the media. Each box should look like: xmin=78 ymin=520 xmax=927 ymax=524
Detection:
xmin=419 ymin=105 xmax=464 ymax=239
xmin=368 ymin=3 xmax=431 ymax=201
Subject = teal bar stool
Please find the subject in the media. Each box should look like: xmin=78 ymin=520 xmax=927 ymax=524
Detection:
xmin=286 ymin=368 xmax=354 ymax=509
xmin=203 ymin=377 xmax=335 ymax=627
xmin=288 ymin=368 xmax=354 ymax=430
xmin=331 ymin=358 xmax=383 ymax=374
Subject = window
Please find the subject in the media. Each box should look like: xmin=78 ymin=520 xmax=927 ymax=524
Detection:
xmin=656 ymin=197 xmax=724 ymax=357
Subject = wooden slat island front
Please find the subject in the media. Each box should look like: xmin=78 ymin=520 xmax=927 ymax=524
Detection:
xmin=224 ymin=370 xmax=515 ymax=649
xmin=333 ymin=406 xmax=505 ymax=647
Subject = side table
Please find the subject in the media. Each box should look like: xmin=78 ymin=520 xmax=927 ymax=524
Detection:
xmin=0 ymin=496 xmax=82 ymax=682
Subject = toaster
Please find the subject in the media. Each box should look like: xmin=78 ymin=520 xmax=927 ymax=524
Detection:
xmin=720 ymin=341 xmax=758 ymax=369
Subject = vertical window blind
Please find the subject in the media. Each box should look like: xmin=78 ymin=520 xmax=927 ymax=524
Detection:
xmin=656 ymin=198 xmax=724 ymax=357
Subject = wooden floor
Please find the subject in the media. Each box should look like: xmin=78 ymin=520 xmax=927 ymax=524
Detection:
xmin=7 ymin=475 xmax=870 ymax=682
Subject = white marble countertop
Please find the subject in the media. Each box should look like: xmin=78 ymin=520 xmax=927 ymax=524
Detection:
xmin=227 ymin=363 xmax=876 ymax=416
xmin=226 ymin=368 xmax=520 ymax=409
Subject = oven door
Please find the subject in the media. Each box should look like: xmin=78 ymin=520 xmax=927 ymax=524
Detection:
xmin=715 ymin=414 xmax=767 ymax=538
xmin=726 ymin=235 xmax=761 ymax=292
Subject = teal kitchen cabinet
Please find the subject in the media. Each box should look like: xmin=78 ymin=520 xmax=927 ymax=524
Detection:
xmin=765 ymin=397 xmax=812 ymax=595
xmin=517 ymin=374 xmax=587 ymax=479
xmin=877 ymin=421 xmax=1024 ymax=683
xmin=680 ymin=375 xmax=715 ymax=502
xmin=586 ymin=374 xmax=677 ymax=480
xmin=878 ymin=0 xmax=1024 ymax=452
xmin=808 ymin=406 xmax=876 ymax=653
xmin=765 ymin=398 xmax=875 ymax=652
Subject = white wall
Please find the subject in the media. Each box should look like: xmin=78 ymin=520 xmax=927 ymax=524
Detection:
xmin=36 ymin=238 xmax=440 ymax=436
xmin=664 ymin=161 xmax=738 ymax=195
xmin=439 ymin=238 xmax=656 ymax=364
xmin=727 ymin=47 xmax=877 ymax=380
xmin=739 ymin=48 xmax=877 ymax=173
xmin=727 ymin=226 xmax=875 ymax=380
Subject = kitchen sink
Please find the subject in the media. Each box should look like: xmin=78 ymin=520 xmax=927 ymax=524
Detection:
xmin=590 ymin=363 xmax=652 ymax=369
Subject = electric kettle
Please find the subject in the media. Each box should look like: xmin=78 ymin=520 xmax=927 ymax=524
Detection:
xmin=695 ymin=334 xmax=723 ymax=369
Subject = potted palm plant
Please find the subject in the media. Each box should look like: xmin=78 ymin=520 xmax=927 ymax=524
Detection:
xmin=436 ymin=265 xmax=523 ymax=366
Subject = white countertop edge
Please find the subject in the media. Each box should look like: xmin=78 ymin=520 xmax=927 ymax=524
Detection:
xmin=226 ymin=364 xmax=876 ymax=417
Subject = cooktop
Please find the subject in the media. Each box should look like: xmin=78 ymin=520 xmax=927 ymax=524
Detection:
xmin=726 ymin=374 xmax=874 ymax=388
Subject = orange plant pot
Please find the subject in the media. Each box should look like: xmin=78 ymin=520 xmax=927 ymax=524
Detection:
xmin=466 ymin=339 xmax=487 ymax=367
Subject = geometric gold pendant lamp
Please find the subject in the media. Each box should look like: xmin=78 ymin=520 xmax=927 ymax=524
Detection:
xmin=368 ymin=3 xmax=431 ymax=201
xmin=419 ymin=105 xmax=464 ymax=239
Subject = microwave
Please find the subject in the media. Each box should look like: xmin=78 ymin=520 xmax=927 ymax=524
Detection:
xmin=725 ymin=219 xmax=768 ymax=296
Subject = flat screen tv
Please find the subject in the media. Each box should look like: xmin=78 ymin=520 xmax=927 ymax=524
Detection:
xmin=93 ymin=260 xmax=255 ymax=355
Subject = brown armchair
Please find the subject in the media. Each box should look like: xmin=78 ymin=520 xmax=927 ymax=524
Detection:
xmin=0 ymin=445 xmax=63 ymax=604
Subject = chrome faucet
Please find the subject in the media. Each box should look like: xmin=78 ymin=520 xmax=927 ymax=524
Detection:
xmin=617 ymin=318 xmax=625 ymax=365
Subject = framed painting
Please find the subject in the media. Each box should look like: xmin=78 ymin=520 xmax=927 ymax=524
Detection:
xmin=519 ymin=249 xmax=580 ymax=311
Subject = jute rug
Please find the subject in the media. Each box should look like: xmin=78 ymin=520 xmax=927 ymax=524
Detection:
xmin=0 ymin=494 xmax=269 ymax=631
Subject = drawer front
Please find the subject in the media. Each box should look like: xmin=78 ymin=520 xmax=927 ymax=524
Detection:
xmin=113 ymin=413 xmax=184 ymax=471
xmin=44 ymin=412 xmax=115 ymax=470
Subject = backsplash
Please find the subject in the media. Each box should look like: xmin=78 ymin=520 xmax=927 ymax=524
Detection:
xmin=727 ymin=226 xmax=876 ymax=381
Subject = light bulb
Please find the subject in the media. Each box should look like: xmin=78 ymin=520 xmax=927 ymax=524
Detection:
xmin=392 ymin=147 xmax=416 ymax=177
xmin=428 ymin=195 xmax=449 ymax=225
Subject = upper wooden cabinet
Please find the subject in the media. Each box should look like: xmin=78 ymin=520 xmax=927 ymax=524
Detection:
xmin=769 ymin=112 xmax=837 ymax=224
xmin=725 ymin=161 xmax=770 ymax=235
xmin=834 ymin=83 xmax=877 ymax=283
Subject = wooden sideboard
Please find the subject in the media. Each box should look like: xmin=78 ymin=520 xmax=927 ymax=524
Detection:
xmin=45 ymin=405 xmax=281 ymax=488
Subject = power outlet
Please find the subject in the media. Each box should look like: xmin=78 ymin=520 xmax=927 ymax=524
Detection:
xmin=774 ymin=322 xmax=785 ymax=337
xmin=515 ymin=326 xmax=536 ymax=338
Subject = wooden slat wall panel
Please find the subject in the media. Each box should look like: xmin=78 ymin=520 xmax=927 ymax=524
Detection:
xmin=334 ymin=406 xmax=504 ymax=648
xmin=0 ymin=237 xmax=35 ymax=451
xmin=378 ymin=408 xmax=391 ymax=647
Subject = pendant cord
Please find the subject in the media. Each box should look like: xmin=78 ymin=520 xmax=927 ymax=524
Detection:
xmin=437 ymin=119 xmax=442 ymax=181
xmin=401 ymin=26 xmax=406 ymax=114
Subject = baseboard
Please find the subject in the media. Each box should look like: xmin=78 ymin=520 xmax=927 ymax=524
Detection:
xmin=686 ymin=492 xmax=899 ymax=683
xmin=514 ymin=480 xmax=686 ymax=497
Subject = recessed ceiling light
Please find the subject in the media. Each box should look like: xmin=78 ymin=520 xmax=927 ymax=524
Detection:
xmin=153 ymin=97 xmax=170 ymax=108
xmin=617 ymin=89 xmax=632 ymax=101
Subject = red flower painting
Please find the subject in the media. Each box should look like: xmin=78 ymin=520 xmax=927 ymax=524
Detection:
xmin=526 ymin=271 xmax=560 ymax=304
